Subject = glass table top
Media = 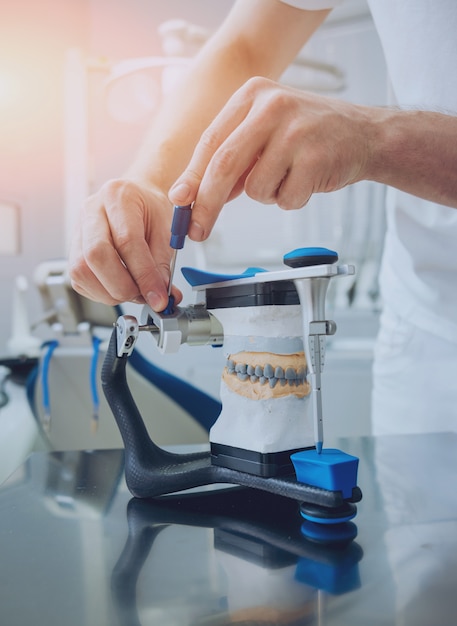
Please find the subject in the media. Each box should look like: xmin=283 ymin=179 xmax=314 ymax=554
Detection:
xmin=0 ymin=432 xmax=456 ymax=626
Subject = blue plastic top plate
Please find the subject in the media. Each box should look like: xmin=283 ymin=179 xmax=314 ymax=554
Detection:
xmin=181 ymin=266 xmax=267 ymax=287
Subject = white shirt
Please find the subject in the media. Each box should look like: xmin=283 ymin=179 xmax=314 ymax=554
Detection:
xmin=281 ymin=0 xmax=457 ymax=342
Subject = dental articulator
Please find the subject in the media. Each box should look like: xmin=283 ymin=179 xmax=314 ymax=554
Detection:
xmin=101 ymin=205 xmax=362 ymax=545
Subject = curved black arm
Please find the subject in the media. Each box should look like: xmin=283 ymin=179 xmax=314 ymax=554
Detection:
xmin=101 ymin=328 xmax=211 ymax=498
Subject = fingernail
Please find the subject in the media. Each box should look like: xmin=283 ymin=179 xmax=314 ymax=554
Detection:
xmin=146 ymin=291 xmax=165 ymax=311
xmin=169 ymin=182 xmax=191 ymax=203
xmin=188 ymin=220 xmax=205 ymax=242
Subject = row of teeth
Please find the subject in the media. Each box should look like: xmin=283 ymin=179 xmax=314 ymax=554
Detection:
xmin=225 ymin=360 xmax=307 ymax=388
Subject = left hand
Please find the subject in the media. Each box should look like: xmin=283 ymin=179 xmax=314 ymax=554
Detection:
xmin=168 ymin=76 xmax=373 ymax=241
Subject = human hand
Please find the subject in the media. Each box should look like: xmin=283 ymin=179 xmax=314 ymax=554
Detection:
xmin=69 ymin=179 xmax=178 ymax=311
xmin=169 ymin=76 xmax=373 ymax=241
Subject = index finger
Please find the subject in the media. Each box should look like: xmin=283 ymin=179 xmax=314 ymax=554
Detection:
xmin=169 ymin=87 xmax=265 ymax=239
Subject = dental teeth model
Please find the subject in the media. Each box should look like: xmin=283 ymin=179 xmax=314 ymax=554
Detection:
xmin=224 ymin=353 xmax=309 ymax=394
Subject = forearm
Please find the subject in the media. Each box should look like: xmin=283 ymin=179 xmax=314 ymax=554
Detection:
xmin=125 ymin=0 xmax=330 ymax=192
xmin=125 ymin=39 xmax=257 ymax=191
xmin=366 ymin=108 xmax=457 ymax=209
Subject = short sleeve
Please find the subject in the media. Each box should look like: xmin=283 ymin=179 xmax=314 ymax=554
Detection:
xmin=279 ymin=0 xmax=343 ymax=9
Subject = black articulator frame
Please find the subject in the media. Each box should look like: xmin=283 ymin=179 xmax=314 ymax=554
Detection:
xmin=101 ymin=328 xmax=362 ymax=515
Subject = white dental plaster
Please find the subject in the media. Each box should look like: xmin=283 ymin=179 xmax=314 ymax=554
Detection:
xmin=210 ymin=305 xmax=314 ymax=454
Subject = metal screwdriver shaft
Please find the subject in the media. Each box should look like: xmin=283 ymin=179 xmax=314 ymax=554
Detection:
xmin=168 ymin=204 xmax=192 ymax=297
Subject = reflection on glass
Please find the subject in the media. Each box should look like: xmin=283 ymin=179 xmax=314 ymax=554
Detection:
xmin=111 ymin=489 xmax=362 ymax=626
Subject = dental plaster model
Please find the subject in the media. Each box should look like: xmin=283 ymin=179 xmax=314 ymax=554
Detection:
xmin=209 ymin=304 xmax=313 ymax=476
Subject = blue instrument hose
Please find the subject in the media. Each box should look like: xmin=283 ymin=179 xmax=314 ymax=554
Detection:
xmin=40 ymin=340 xmax=59 ymax=429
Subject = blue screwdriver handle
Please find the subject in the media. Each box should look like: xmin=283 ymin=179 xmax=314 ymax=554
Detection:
xmin=170 ymin=204 xmax=192 ymax=249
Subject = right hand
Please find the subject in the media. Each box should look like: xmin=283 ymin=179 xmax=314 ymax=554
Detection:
xmin=69 ymin=179 xmax=180 ymax=311
xmin=168 ymin=77 xmax=373 ymax=241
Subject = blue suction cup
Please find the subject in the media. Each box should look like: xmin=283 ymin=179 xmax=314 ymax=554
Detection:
xmin=299 ymin=501 xmax=357 ymax=525
xmin=300 ymin=519 xmax=358 ymax=546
